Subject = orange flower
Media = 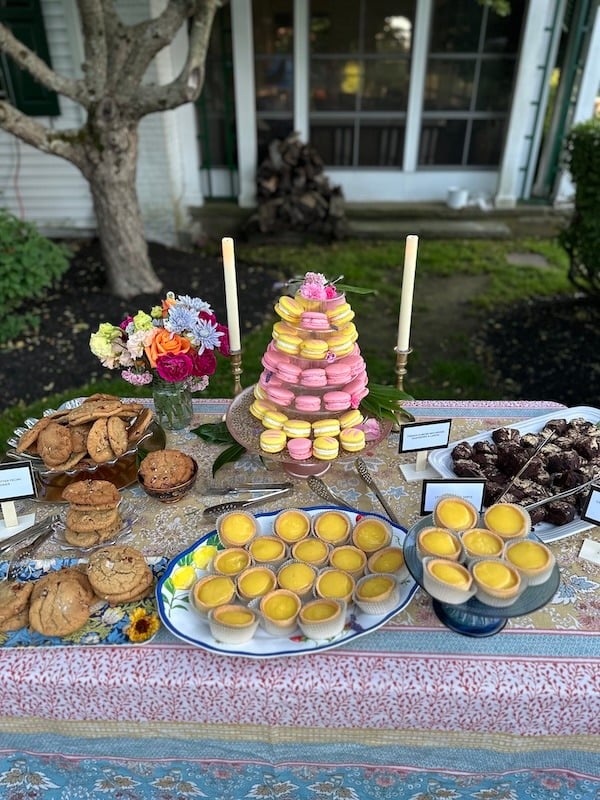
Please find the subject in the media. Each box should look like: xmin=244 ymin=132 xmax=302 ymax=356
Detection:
xmin=161 ymin=296 xmax=176 ymax=316
xmin=145 ymin=328 xmax=191 ymax=367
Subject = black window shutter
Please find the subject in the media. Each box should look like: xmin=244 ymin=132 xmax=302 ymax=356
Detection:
xmin=0 ymin=0 xmax=60 ymax=116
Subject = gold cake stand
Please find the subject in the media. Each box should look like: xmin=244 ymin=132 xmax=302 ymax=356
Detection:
xmin=226 ymin=386 xmax=392 ymax=478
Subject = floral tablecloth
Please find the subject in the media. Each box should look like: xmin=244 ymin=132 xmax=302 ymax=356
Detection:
xmin=0 ymin=399 xmax=598 ymax=800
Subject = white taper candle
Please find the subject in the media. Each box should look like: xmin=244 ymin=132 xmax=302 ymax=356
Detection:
xmin=396 ymin=234 xmax=419 ymax=351
xmin=222 ymin=237 xmax=242 ymax=352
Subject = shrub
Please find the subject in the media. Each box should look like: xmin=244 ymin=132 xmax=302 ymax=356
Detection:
xmin=559 ymin=117 xmax=600 ymax=295
xmin=0 ymin=211 xmax=70 ymax=342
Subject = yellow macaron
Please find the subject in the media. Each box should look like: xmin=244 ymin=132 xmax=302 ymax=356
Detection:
xmin=262 ymin=410 xmax=289 ymax=430
xmin=274 ymin=296 xmax=303 ymax=323
xmin=250 ymin=399 xmax=276 ymax=420
xmin=312 ymin=436 xmax=340 ymax=461
xmin=274 ymin=333 xmax=302 ymax=356
xmin=327 ymin=302 xmax=355 ymax=327
xmin=339 ymin=427 xmax=366 ymax=452
xmin=339 ymin=409 xmax=364 ymax=429
xmin=299 ymin=339 xmax=329 ymax=360
xmin=283 ymin=419 xmax=312 ymax=439
xmin=312 ymin=418 xmax=341 ymax=438
xmin=327 ymin=334 xmax=354 ymax=357
xmin=260 ymin=429 xmax=287 ymax=453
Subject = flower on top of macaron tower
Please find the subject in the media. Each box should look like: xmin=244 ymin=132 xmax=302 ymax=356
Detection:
xmin=89 ymin=292 xmax=230 ymax=390
xmin=297 ymin=272 xmax=339 ymax=301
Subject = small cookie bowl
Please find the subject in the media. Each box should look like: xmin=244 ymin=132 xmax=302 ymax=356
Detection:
xmin=137 ymin=455 xmax=198 ymax=503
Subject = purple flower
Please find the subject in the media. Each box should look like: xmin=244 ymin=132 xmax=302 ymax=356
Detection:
xmin=155 ymin=353 xmax=195 ymax=382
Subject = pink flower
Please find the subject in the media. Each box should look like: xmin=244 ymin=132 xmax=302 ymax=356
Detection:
xmin=215 ymin=324 xmax=230 ymax=356
xmin=121 ymin=369 xmax=153 ymax=386
xmin=155 ymin=352 xmax=195 ymax=382
xmin=119 ymin=316 xmax=134 ymax=331
xmin=192 ymin=349 xmax=217 ymax=377
xmin=325 ymin=285 xmax=338 ymax=299
xmin=300 ymin=283 xmax=328 ymax=300
xmin=359 ymin=418 xmax=381 ymax=441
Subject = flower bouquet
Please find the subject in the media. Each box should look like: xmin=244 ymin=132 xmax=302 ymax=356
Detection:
xmin=90 ymin=292 xmax=230 ymax=430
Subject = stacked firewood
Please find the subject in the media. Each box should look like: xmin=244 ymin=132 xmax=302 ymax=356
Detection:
xmin=245 ymin=133 xmax=348 ymax=240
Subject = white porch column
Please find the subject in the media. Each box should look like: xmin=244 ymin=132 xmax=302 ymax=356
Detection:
xmin=403 ymin=0 xmax=431 ymax=171
xmin=555 ymin=2 xmax=600 ymax=203
xmin=231 ymin=0 xmax=257 ymax=207
xmin=495 ymin=0 xmax=551 ymax=208
xmin=294 ymin=0 xmax=310 ymax=141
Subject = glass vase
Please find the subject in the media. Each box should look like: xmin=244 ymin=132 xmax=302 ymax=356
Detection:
xmin=152 ymin=379 xmax=193 ymax=431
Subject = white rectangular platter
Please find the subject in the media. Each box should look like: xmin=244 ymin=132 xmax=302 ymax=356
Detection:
xmin=428 ymin=405 xmax=600 ymax=543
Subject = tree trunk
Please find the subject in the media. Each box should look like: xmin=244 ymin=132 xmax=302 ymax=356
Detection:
xmin=82 ymin=114 xmax=163 ymax=299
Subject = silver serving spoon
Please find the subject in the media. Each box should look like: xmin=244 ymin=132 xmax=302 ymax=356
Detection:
xmin=354 ymin=457 xmax=401 ymax=525
xmin=307 ymin=476 xmax=356 ymax=511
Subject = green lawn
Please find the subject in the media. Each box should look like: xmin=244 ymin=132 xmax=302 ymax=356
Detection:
xmin=0 ymin=237 xmax=571 ymax=451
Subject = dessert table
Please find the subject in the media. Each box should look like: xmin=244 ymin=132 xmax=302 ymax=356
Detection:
xmin=1 ymin=398 xmax=599 ymax=799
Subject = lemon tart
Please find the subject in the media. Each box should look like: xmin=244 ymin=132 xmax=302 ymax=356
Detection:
xmin=329 ymin=545 xmax=367 ymax=578
xmin=417 ymin=526 xmax=462 ymax=561
xmin=422 ymin=558 xmax=473 ymax=605
xmin=352 ymin=517 xmax=392 ymax=553
xmin=274 ymin=509 xmax=311 ymax=543
xmin=217 ymin=510 xmax=258 ymax=548
xmin=208 ymin=604 xmax=259 ymax=644
xmin=353 ymin=573 xmax=399 ymax=614
xmin=313 ymin=510 xmax=352 ymax=545
xmin=259 ymin=589 xmax=301 ymax=636
xmin=277 ymin=561 xmax=316 ymax=597
xmin=367 ymin=546 xmax=406 ymax=576
xmin=191 ymin=574 xmax=236 ymax=615
xmin=297 ymin=598 xmax=346 ymax=639
xmin=212 ymin=547 xmax=252 ymax=576
xmin=483 ymin=503 xmax=530 ymax=540
xmin=433 ymin=496 xmax=479 ymax=532
xmin=504 ymin=539 xmax=554 ymax=585
xmin=291 ymin=537 xmax=330 ymax=566
xmin=461 ymin=528 xmax=504 ymax=559
xmin=236 ymin=566 xmax=277 ymax=601
xmin=248 ymin=536 xmax=287 ymax=565
xmin=315 ymin=568 xmax=355 ymax=603
xmin=471 ymin=558 xmax=522 ymax=605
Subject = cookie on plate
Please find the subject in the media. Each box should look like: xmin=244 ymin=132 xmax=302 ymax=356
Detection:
xmin=0 ymin=580 xmax=34 ymax=624
xmin=62 ymin=479 xmax=121 ymax=510
xmin=86 ymin=544 xmax=153 ymax=605
xmin=29 ymin=567 xmax=96 ymax=637
xmin=37 ymin=421 xmax=73 ymax=467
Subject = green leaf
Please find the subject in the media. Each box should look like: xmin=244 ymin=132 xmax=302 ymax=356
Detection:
xmin=212 ymin=443 xmax=247 ymax=476
xmin=336 ymin=283 xmax=377 ymax=295
xmin=192 ymin=421 xmax=235 ymax=445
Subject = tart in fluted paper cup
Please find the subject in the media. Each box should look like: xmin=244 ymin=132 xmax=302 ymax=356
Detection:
xmin=297 ymin=598 xmax=347 ymax=640
xmin=277 ymin=559 xmax=317 ymax=599
xmin=291 ymin=537 xmax=330 ymax=567
xmin=483 ymin=502 xmax=531 ymax=541
xmin=433 ymin=495 xmax=480 ymax=533
xmin=312 ymin=509 xmax=353 ymax=546
xmin=352 ymin=516 xmax=392 ymax=553
xmin=190 ymin=574 xmax=236 ymax=618
xmin=257 ymin=589 xmax=302 ymax=637
xmin=248 ymin=536 xmax=288 ymax=568
xmin=216 ymin=509 xmax=258 ymax=549
xmin=273 ymin=508 xmax=312 ymax=544
xmin=460 ymin=527 xmax=504 ymax=563
xmin=328 ymin=545 xmax=367 ymax=580
xmin=314 ymin=568 xmax=356 ymax=605
xmin=353 ymin=573 xmax=400 ymax=615
xmin=416 ymin=526 xmax=463 ymax=562
xmin=208 ymin=604 xmax=259 ymax=644
xmin=504 ymin=538 xmax=555 ymax=586
xmin=422 ymin=558 xmax=475 ymax=605
xmin=209 ymin=547 xmax=253 ymax=578
xmin=366 ymin=546 xmax=407 ymax=579
xmin=470 ymin=557 xmax=525 ymax=607
xmin=236 ymin=565 xmax=277 ymax=603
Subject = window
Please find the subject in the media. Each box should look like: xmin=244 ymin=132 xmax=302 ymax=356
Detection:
xmin=0 ymin=0 xmax=59 ymax=116
xmin=420 ymin=0 xmax=525 ymax=167
xmin=309 ymin=0 xmax=415 ymax=167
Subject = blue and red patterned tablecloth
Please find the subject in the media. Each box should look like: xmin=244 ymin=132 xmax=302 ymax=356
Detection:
xmin=0 ymin=399 xmax=598 ymax=799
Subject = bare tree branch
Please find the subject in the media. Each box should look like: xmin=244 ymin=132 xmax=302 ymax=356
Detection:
xmin=76 ymin=0 xmax=108 ymax=99
xmin=0 ymin=101 xmax=86 ymax=167
xmin=131 ymin=0 xmax=221 ymax=117
xmin=0 ymin=23 xmax=88 ymax=106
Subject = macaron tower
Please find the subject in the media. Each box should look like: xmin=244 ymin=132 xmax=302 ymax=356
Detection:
xmin=251 ymin=272 xmax=372 ymax=461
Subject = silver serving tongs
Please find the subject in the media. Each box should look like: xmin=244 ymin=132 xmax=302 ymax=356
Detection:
xmin=202 ymin=482 xmax=293 ymax=496
xmin=354 ymin=457 xmax=401 ymax=525
xmin=202 ymin=487 xmax=293 ymax=518
xmin=307 ymin=476 xmax=356 ymax=512
xmin=3 ymin=515 xmax=61 ymax=581
xmin=0 ymin=514 xmax=61 ymax=555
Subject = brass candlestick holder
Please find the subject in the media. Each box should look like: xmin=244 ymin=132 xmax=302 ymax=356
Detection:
xmin=394 ymin=347 xmax=412 ymax=392
xmin=230 ymin=349 xmax=243 ymax=396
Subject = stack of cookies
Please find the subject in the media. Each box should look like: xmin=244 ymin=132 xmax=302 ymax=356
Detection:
xmin=28 ymin=567 xmax=97 ymax=637
xmin=62 ymin=479 xmax=123 ymax=548
xmin=15 ymin=394 xmax=154 ymax=471
xmin=86 ymin=545 xmax=154 ymax=606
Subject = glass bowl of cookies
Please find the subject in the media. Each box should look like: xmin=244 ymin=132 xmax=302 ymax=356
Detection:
xmin=6 ymin=394 xmax=166 ymax=501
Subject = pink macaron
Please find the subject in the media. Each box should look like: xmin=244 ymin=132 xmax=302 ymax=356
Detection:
xmin=344 ymin=354 xmax=366 ymax=378
xmin=277 ymin=362 xmax=303 ymax=383
xmin=300 ymin=311 xmax=330 ymax=331
xmin=323 ymin=390 xmax=352 ymax=412
xmin=287 ymin=437 xmax=313 ymax=461
xmin=295 ymin=395 xmax=321 ymax=412
xmin=344 ymin=371 xmax=368 ymax=395
xmin=266 ymin=385 xmax=295 ymax=407
xmin=259 ymin=370 xmax=283 ymax=391
xmin=300 ymin=368 xmax=328 ymax=388
xmin=325 ymin=362 xmax=352 ymax=385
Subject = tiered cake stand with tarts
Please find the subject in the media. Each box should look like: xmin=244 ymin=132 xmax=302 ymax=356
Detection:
xmin=226 ymin=386 xmax=392 ymax=478
xmin=403 ymin=516 xmax=561 ymax=637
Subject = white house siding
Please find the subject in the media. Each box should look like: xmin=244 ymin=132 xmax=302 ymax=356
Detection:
xmin=0 ymin=0 xmax=94 ymax=235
